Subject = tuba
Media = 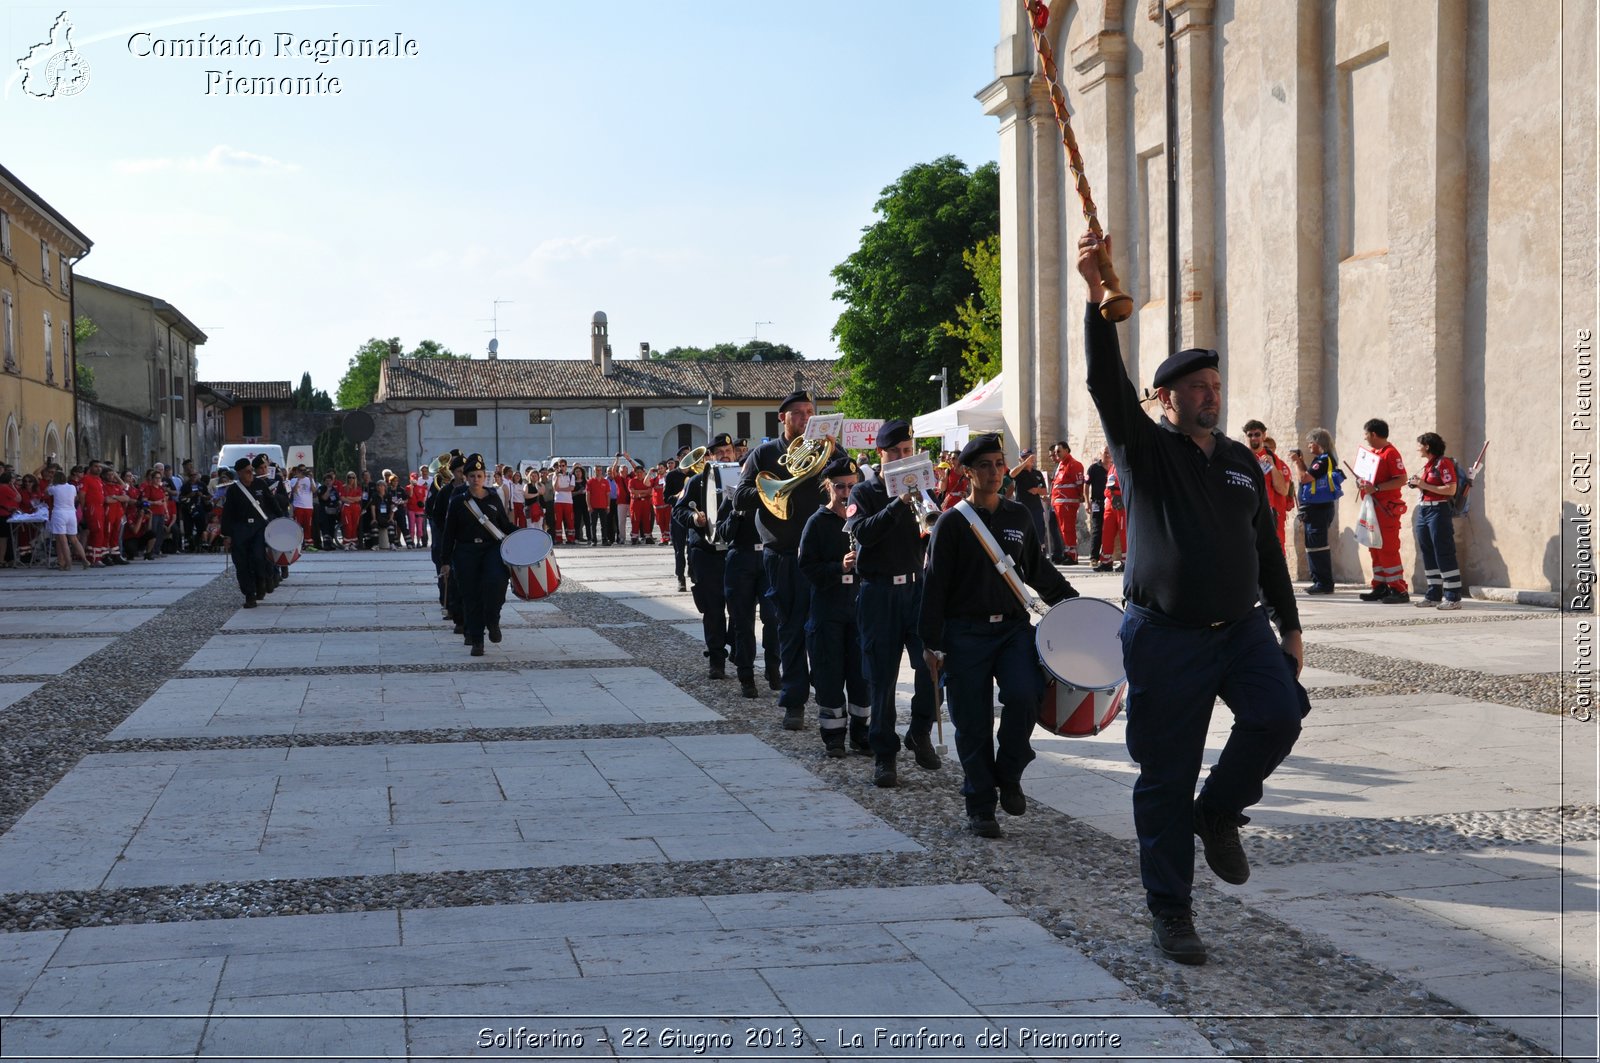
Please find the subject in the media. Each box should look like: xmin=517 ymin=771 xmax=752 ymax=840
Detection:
xmin=755 ymin=434 xmax=837 ymax=521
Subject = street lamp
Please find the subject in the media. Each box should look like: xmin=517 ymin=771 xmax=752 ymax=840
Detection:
xmin=928 ymin=368 xmax=949 ymax=409
xmin=698 ymin=391 xmax=714 ymax=441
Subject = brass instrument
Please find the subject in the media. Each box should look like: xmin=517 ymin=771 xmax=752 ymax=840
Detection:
xmin=427 ymin=452 xmax=453 ymax=490
xmin=879 ymin=453 xmax=941 ymax=536
xmin=680 ymin=445 xmax=710 ymax=476
xmin=755 ymin=434 xmax=837 ymax=520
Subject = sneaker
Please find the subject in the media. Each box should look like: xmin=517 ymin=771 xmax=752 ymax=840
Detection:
xmin=1414 ymin=595 xmax=1442 ymax=608
xmin=782 ymin=706 xmax=805 ymax=731
xmin=1112 ymin=561 xmax=1125 ymax=572
xmin=1151 ymin=910 xmax=1207 ymax=965
xmin=1381 ymin=590 xmax=1411 ymax=604
xmin=904 ymin=730 xmax=942 ymax=771
xmin=873 ymin=758 xmax=898 ymax=788
xmin=967 ymin=814 xmax=1002 ymax=838
xmin=1437 ymin=597 xmax=1463 ymax=611
xmin=1358 ymin=587 xmax=1389 ymax=602
xmin=998 ymin=781 xmax=1027 ymax=817
xmin=1193 ymin=800 xmax=1250 ymax=884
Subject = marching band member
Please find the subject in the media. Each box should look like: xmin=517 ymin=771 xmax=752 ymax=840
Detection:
xmin=673 ymin=433 xmax=735 ymax=681
xmin=734 ymin=391 xmax=815 ymax=729
xmin=721 ymin=445 xmax=780 ymax=701
xmin=220 ymin=456 xmax=285 ymax=608
xmin=919 ymin=433 xmax=1076 ymax=838
xmin=844 ymin=419 xmax=941 ymax=787
xmin=438 ymin=453 xmax=516 ymax=657
xmin=798 ymin=455 xmax=870 ymax=758
xmin=427 ymin=453 xmax=467 ymax=627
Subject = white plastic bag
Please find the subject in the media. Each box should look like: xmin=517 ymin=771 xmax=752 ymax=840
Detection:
xmin=1355 ymin=494 xmax=1383 ymax=549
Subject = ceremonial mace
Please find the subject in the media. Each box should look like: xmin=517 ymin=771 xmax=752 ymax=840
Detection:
xmin=1024 ymin=0 xmax=1134 ymax=322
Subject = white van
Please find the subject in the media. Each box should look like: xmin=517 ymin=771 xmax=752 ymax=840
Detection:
xmin=213 ymin=444 xmax=285 ymax=476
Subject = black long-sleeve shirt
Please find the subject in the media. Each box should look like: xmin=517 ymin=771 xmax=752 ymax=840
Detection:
xmin=843 ymin=479 xmax=925 ymax=580
xmin=220 ymin=477 xmax=284 ymax=540
xmin=919 ymin=497 xmax=1075 ymax=652
xmin=1083 ymin=304 xmax=1300 ymax=633
xmin=673 ymin=466 xmax=729 ymax=553
xmin=735 ymin=436 xmax=809 ymax=553
xmin=439 ymin=488 xmax=516 ymax=559
xmin=798 ymin=506 xmax=859 ymax=615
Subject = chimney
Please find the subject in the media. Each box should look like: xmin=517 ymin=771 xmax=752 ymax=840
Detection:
xmin=601 ymin=343 xmax=613 ymax=378
xmin=387 ymin=339 xmax=401 ymax=367
xmin=639 ymin=341 xmax=650 ymax=360
xmin=591 ymin=311 xmax=608 ymax=365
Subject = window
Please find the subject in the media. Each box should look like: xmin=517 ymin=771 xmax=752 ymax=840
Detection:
xmin=242 ymin=404 xmax=263 ymax=437
xmin=736 ymin=411 xmax=751 ymax=439
xmin=764 ymin=412 xmax=780 ymax=439
xmin=628 ymin=407 xmax=645 ymax=432
xmin=58 ymin=253 xmax=68 ymax=294
xmin=1 ymin=290 xmax=13 ymax=372
xmin=60 ymin=321 xmax=71 ymax=389
xmin=174 ymin=375 xmax=185 ymax=416
xmin=528 ymin=408 xmax=551 ymax=424
xmin=43 ymin=311 xmax=53 ymax=384
xmin=40 ymin=242 xmax=50 ymax=286
xmin=0 ymin=211 xmax=10 ymax=258
xmin=454 ymin=408 xmax=478 ymax=427
xmin=677 ymin=424 xmax=693 ymax=450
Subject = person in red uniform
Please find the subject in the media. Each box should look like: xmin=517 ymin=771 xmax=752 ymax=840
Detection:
xmin=340 ymin=472 xmax=364 ymax=548
xmin=584 ymin=465 xmax=611 ymax=545
xmin=1096 ymin=458 xmax=1126 ymax=571
xmin=1049 ymin=440 xmax=1086 ymax=564
xmin=1263 ymin=437 xmax=1295 ymax=554
xmin=407 ymin=475 xmax=429 ymax=547
xmin=651 ymin=463 xmax=671 ymax=544
xmin=627 ymin=460 xmax=654 ymax=544
xmin=100 ymin=466 xmax=129 ymax=565
xmin=1241 ymin=421 xmax=1291 ymax=550
xmin=78 ymin=459 xmax=106 ymax=566
xmin=1355 ymin=418 xmax=1409 ymax=602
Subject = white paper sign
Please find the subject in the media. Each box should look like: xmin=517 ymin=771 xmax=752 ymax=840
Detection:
xmin=804 ymin=413 xmax=843 ymax=441
xmin=879 ymin=454 xmax=938 ymax=495
xmin=841 ymin=419 xmax=883 ymax=449
xmin=1353 ymin=446 xmax=1381 ymax=484
xmin=286 ymin=445 xmax=314 ymax=469
xmin=942 ymin=426 xmax=971 ymax=453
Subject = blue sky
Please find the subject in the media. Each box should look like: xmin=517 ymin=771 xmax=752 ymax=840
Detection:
xmin=2 ymin=1 xmax=1001 ymax=397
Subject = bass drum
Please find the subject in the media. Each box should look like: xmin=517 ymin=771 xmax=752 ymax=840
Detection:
xmin=500 ymin=527 xmax=561 ymax=601
xmin=1035 ymin=596 xmax=1128 ymax=737
xmin=263 ymin=517 xmax=303 ymax=567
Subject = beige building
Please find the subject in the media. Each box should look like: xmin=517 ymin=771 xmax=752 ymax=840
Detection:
xmin=0 ymin=163 xmax=91 ymax=472
xmin=986 ymin=0 xmax=1595 ymax=599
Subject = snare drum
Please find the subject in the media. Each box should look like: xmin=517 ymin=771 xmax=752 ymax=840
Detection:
xmin=500 ymin=527 xmax=561 ymax=600
xmin=1035 ymin=596 xmax=1128 ymax=737
xmin=263 ymin=517 xmax=303 ymax=567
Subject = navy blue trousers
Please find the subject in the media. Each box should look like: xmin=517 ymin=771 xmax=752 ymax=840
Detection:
xmin=1119 ymin=604 xmax=1302 ymax=915
xmin=1301 ymin=503 xmax=1334 ymax=589
xmin=670 ymin=519 xmax=688 ymax=582
xmin=690 ymin=549 xmax=729 ymax=666
xmin=452 ymin=540 xmax=508 ymax=644
xmin=857 ymin=578 xmax=936 ymax=758
xmin=806 ymin=586 xmax=867 ymax=737
xmin=942 ymin=616 xmax=1040 ymax=815
xmin=230 ymin=529 xmax=269 ymax=596
xmin=1413 ymin=504 xmax=1461 ymax=600
xmin=726 ymin=547 xmax=777 ymax=680
xmin=762 ymin=550 xmax=810 ymax=708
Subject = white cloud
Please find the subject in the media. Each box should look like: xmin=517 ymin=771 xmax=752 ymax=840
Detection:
xmin=112 ymin=144 xmax=300 ymax=175
xmin=525 ymin=234 xmax=618 ymax=264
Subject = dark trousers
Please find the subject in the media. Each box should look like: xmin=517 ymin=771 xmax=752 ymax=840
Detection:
xmin=857 ymin=578 xmax=936 ymax=758
xmin=807 ymin=586 xmax=867 ymax=739
xmin=573 ymin=497 xmax=590 ymax=541
xmin=1042 ymin=502 xmax=1065 ymax=561
xmin=726 ymin=547 xmax=778 ymax=679
xmin=1120 ymin=604 xmax=1302 ymax=915
xmin=670 ymin=519 xmax=688 ymax=582
xmin=229 ymin=529 xmax=268 ymax=597
xmin=762 ymin=550 xmax=810 ymax=708
xmin=452 ymin=540 xmax=508 ymax=644
xmin=1087 ymin=505 xmax=1105 ymax=565
xmin=1414 ymin=503 xmax=1461 ymax=600
xmin=689 ymin=549 xmax=729 ymax=666
xmin=1301 ymin=503 xmax=1334 ymax=589
xmin=182 ymin=511 xmax=205 ymax=551
xmin=942 ymin=616 xmax=1040 ymax=815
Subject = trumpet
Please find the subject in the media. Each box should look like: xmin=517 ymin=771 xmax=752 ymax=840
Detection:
xmin=880 ymin=453 xmax=941 ymax=536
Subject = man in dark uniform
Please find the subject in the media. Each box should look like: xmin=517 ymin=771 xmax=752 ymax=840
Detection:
xmin=845 ymin=419 xmax=943 ymax=788
xmin=673 ymin=434 xmax=735 ymax=682
xmin=1079 ymin=231 xmax=1304 ymax=967
xmin=428 ymin=454 xmax=467 ymax=629
xmin=734 ymin=391 xmax=815 ymax=728
xmin=721 ymin=445 xmax=780 ymax=700
xmin=438 ymin=453 xmax=517 ymax=657
xmin=253 ymin=453 xmax=290 ymax=586
xmin=220 ymin=456 xmax=283 ymax=608
xmin=920 ymin=434 xmax=1075 ymax=837
xmin=1084 ymin=447 xmax=1109 ymax=570
xmin=799 ymin=455 xmax=870 ymax=758
xmin=664 ymin=446 xmax=693 ymax=592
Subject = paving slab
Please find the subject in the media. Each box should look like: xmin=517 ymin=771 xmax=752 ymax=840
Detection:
xmin=0 ymin=636 xmax=113 ymax=676
xmin=181 ymin=626 xmax=629 ymax=670
xmin=0 ymin=737 xmax=917 ymax=891
xmin=0 ymin=680 xmax=40 ymax=713
xmin=0 ymin=586 xmax=191 ymax=607
xmin=221 ymin=599 xmax=565 ymax=630
xmin=0 ymin=607 xmax=162 ymax=635
xmin=110 ymin=666 xmax=721 ymax=738
xmin=1311 ymin=616 xmax=1562 ymax=674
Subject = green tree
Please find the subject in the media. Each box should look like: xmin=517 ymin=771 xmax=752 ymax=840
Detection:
xmin=73 ymin=315 xmax=98 ymax=399
xmin=938 ymin=234 xmax=1002 ymax=389
xmin=312 ymin=424 xmax=360 ymax=480
xmin=293 ymin=371 xmax=334 ymax=411
xmin=656 ymin=340 xmax=803 ymax=361
xmin=336 ymin=337 xmax=457 ymax=409
xmin=830 ymin=154 xmax=999 ymax=419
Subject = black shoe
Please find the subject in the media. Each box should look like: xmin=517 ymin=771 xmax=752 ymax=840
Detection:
xmin=967 ymin=814 xmax=1002 ymax=839
xmin=242 ymin=595 xmax=258 ymax=609
xmin=1152 ymin=910 xmax=1207 ymax=965
xmin=739 ymin=674 xmax=758 ymax=699
xmin=453 ymin=621 xmax=465 ymax=635
xmin=823 ymin=738 xmax=847 ymax=759
xmin=998 ymin=780 xmax=1027 ymax=817
xmin=1092 ymin=563 xmax=1113 ymax=573
xmin=708 ymin=659 xmax=726 ymax=680
xmin=1358 ymin=587 xmax=1389 ymax=602
xmin=1304 ymin=584 xmax=1334 ymax=595
xmin=782 ymin=706 xmax=806 ymax=731
xmin=470 ymin=641 xmax=484 ymax=657
xmin=487 ymin=622 xmax=502 ymax=643
xmin=1193 ymin=800 xmax=1250 ymax=884
xmin=873 ymin=759 xmax=898 ymax=788
xmin=1112 ymin=561 xmax=1125 ymax=572
xmin=1062 ymin=555 xmax=1079 ymax=566
xmin=766 ymin=667 xmax=782 ymax=692
xmin=1381 ymin=589 xmax=1411 ymax=604
xmin=678 ymin=579 xmax=687 ymax=592
xmin=849 ymin=724 xmax=872 ymax=756
xmin=904 ymin=730 xmax=942 ymax=771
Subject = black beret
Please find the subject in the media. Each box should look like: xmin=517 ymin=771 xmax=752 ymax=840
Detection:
xmin=876 ymin=419 xmax=912 ymax=450
xmin=958 ymin=433 xmax=1005 ymax=466
xmin=448 ymin=455 xmax=466 ymax=471
xmin=251 ymin=453 xmax=269 ymax=466
xmin=733 ymin=438 xmax=748 ymax=448
xmin=777 ymin=390 xmax=813 ymax=413
xmin=464 ymin=453 xmax=487 ymax=473
xmin=710 ymin=432 xmax=734 ymax=449
xmin=821 ymin=456 xmax=859 ymax=480
xmin=233 ymin=457 xmax=252 ymax=471
xmin=1152 ymin=347 xmax=1220 ymax=389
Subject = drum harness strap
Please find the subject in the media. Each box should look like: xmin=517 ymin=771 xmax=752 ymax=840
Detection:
xmin=463 ymin=499 xmax=508 ymax=543
xmin=954 ymin=500 xmax=1047 ymax=618
xmin=231 ymin=482 xmax=269 ymax=524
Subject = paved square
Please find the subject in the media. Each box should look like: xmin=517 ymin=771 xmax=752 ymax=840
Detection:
xmin=0 ymin=681 xmax=40 ymax=713
xmin=1312 ymin=617 xmax=1562 ymax=674
xmin=110 ymin=667 xmax=721 ymax=738
xmin=181 ymin=627 xmax=628 ymax=670
xmin=0 ymin=587 xmax=191 ymax=607
xmin=0 ymin=637 xmax=112 ymax=676
xmin=0 ymin=608 xmax=162 ymax=635
xmin=0 ymin=735 xmax=917 ymax=892
xmin=0 ymin=886 xmax=1214 ymax=1060
xmin=221 ymin=600 xmax=564 ymax=630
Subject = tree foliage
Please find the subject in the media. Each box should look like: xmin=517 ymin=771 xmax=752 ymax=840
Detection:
xmin=293 ymin=371 xmax=335 ymax=411
xmin=312 ymin=424 xmax=360 ymax=480
xmin=939 ymin=234 xmax=1002 ymax=389
xmin=337 ymin=337 xmax=457 ymax=409
xmin=656 ymin=340 xmax=803 ymax=362
xmin=830 ymin=155 xmax=999 ymax=419
xmin=74 ymin=314 xmax=98 ymax=398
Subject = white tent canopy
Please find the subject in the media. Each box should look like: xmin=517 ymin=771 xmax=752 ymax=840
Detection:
xmin=911 ymin=371 xmax=1006 ymax=438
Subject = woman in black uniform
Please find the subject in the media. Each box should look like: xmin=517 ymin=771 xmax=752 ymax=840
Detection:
xmin=439 ymin=453 xmax=517 ymax=656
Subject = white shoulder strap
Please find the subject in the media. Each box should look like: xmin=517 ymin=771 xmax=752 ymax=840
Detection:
xmin=463 ymin=497 xmax=508 ymax=542
xmin=953 ymin=500 xmax=1040 ymax=614
xmin=231 ymin=481 xmax=269 ymax=522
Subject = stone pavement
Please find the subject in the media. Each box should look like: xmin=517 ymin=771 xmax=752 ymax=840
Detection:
xmin=0 ymin=544 xmax=1589 ymax=1061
